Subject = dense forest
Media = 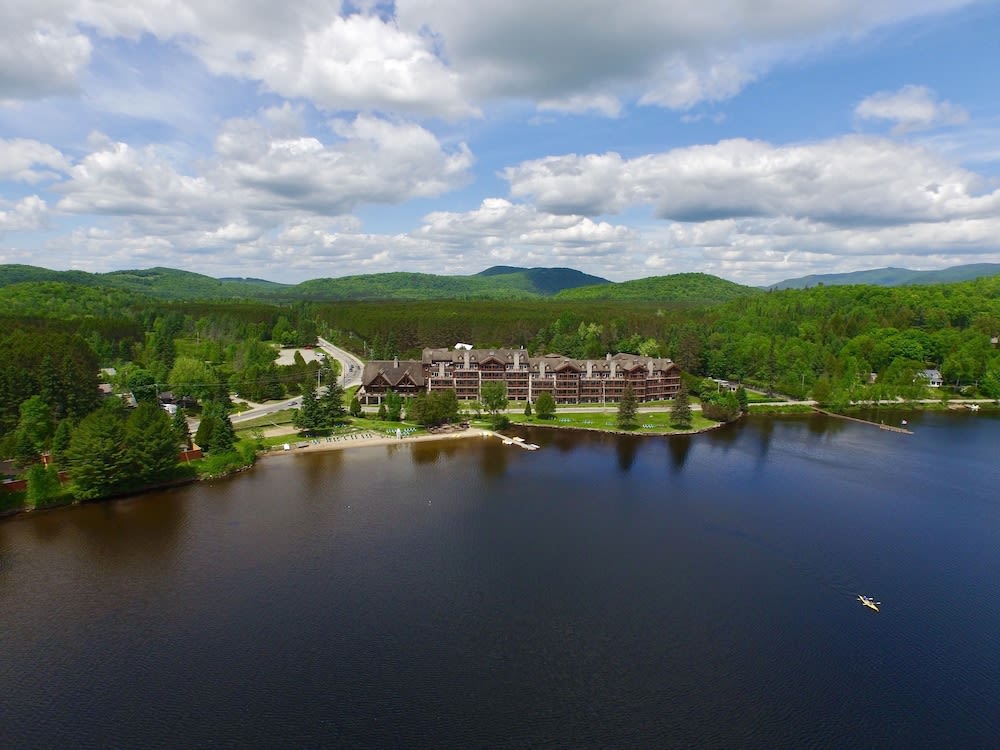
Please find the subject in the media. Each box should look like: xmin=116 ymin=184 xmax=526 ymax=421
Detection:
xmin=2 ymin=267 xmax=1000 ymax=505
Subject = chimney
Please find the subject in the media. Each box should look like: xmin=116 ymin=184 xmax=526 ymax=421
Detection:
xmin=539 ymin=360 xmax=546 ymax=377
xmin=606 ymin=352 xmax=612 ymax=360
xmin=464 ymin=350 xmax=470 ymax=369
xmin=514 ymin=350 xmax=521 ymax=369
xmin=586 ymin=360 xmax=593 ymax=377
xmin=609 ymin=361 xmax=617 ymax=378
xmin=393 ymin=357 xmax=398 ymax=368
xmin=439 ymin=361 xmax=445 ymax=378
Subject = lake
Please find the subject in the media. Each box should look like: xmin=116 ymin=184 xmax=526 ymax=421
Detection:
xmin=2 ymin=412 xmax=999 ymax=748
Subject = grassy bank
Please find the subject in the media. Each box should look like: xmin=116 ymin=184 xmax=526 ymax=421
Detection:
xmin=508 ymin=410 xmax=719 ymax=434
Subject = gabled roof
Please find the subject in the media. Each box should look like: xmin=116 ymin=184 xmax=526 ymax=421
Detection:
xmin=362 ymin=360 xmax=425 ymax=388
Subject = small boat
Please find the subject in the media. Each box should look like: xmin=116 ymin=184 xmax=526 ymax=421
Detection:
xmin=858 ymin=594 xmax=880 ymax=613
xmin=969 ymin=404 xmax=980 ymax=411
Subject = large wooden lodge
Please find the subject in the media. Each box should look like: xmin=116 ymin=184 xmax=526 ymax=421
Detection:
xmin=358 ymin=347 xmax=682 ymax=405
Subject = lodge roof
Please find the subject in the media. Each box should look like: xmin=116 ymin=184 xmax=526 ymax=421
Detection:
xmin=388 ymin=348 xmax=679 ymax=380
xmin=362 ymin=360 xmax=426 ymax=388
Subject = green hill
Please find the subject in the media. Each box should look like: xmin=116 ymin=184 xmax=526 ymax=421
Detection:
xmin=475 ymin=266 xmax=610 ymax=295
xmin=0 ymin=265 xmax=290 ymax=300
xmin=0 ymin=263 xmax=743 ymax=303
xmin=770 ymin=263 xmax=1000 ymax=290
xmin=285 ymin=266 xmax=610 ymax=300
xmin=554 ymin=273 xmax=761 ymax=304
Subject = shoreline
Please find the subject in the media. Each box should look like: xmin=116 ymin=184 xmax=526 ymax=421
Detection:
xmin=4 ymin=404 xmax=992 ymax=520
xmin=256 ymin=427 xmax=493 ymax=460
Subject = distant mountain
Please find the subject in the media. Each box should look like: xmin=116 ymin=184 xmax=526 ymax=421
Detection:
xmin=0 ymin=263 xmax=745 ymax=303
xmin=554 ymin=273 xmax=761 ymax=304
xmin=102 ymin=268 xmax=291 ymax=299
xmin=475 ymin=266 xmax=610 ymax=295
xmin=770 ymin=263 xmax=1000 ymax=290
xmin=283 ymin=266 xmax=611 ymax=300
xmin=0 ymin=265 xmax=290 ymax=300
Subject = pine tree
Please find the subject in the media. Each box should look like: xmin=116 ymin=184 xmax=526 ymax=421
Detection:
xmin=670 ymin=384 xmax=692 ymax=429
xmin=736 ymin=385 xmax=749 ymax=413
xmin=66 ymin=401 xmax=129 ymax=499
xmin=617 ymin=386 xmax=638 ymax=429
xmin=320 ymin=381 xmax=347 ymax=425
xmin=195 ymin=400 xmax=236 ymax=454
xmin=50 ymin=418 xmax=74 ymax=469
xmin=349 ymin=396 xmax=362 ymax=417
xmin=524 ymin=400 xmax=532 ymax=417
xmin=172 ymin=407 xmax=192 ymax=449
xmin=534 ymin=392 xmax=556 ymax=420
xmin=126 ymin=402 xmax=180 ymax=483
xmin=293 ymin=382 xmax=322 ymax=434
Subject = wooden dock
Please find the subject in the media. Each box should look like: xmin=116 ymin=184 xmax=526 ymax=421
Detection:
xmin=812 ymin=407 xmax=913 ymax=434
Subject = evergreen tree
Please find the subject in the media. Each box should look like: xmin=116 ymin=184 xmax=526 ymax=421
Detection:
xmin=14 ymin=428 xmax=39 ymax=469
xmin=534 ymin=392 xmax=556 ymax=420
xmin=524 ymin=400 xmax=532 ymax=417
xmin=126 ymin=402 xmax=180 ymax=483
xmin=66 ymin=401 xmax=129 ymax=499
xmin=50 ymin=418 xmax=74 ymax=469
xmin=377 ymin=401 xmax=388 ymax=420
xmin=172 ymin=408 xmax=192 ymax=450
xmin=349 ymin=396 xmax=362 ymax=417
xmin=735 ymin=385 xmax=749 ymax=413
xmin=16 ymin=395 xmax=54 ymax=460
xmin=617 ymin=386 xmax=638 ymax=429
xmin=293 ymin=382 xmax=322 ymax=433
xmin=39 ymin=354 xmax=63 ymax=420
xmin=670 ymin=384 xmax=693 ymax=429
xmin=195 ymin=400 xmax=237 ymax=454
xmin=320 ymin=381 xmax=347 ymax=424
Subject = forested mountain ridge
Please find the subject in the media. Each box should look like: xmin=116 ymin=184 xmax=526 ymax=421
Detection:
xmin=554 ymin=273 xmax=760 ymax=303
xmin=0 ymin=265 xmax=290 ymax=300
xmin=770 ymin=263 xmax=1000 ymax=290
xmin=475 ymin=266 xmax=610 ymax=294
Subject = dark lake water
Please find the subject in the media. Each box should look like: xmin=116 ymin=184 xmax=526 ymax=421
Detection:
xmin=2 ymin=412 xmax=999 ymax=748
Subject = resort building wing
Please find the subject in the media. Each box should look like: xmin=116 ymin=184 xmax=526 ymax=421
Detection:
xmin=358 ymin=348 xmax=682 ymax=404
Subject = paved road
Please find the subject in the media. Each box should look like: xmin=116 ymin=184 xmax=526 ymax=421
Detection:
xmin=317 ymin=336 xmax=365 ymax=388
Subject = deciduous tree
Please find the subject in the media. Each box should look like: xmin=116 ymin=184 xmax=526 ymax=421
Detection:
xmin=480 ymin=381 xmax=508 ymax=428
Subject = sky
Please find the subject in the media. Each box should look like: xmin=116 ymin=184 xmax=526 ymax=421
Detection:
xmin=1 ymin=1 xmax=999 ymax=286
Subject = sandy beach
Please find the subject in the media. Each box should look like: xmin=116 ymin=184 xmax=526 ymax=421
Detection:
xmin=258 ymin=427 xmax=494 ymax=459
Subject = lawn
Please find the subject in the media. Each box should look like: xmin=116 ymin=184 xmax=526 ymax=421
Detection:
xmin=509 ymin=410 xmax=718 ymax=434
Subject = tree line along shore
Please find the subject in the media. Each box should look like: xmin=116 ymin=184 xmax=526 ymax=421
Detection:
xmin=3 ymin=271 xmax=999 ymax=513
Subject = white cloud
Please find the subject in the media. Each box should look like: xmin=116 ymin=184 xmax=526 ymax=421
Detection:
xmin=212 ymin=114 xmax=473 ymax=214
xmin=396 ymin=0 xmax=976 ymax=111
xmin=56 ymin=134 xmax=212 ymax=217
xmin=416 ymin=198 xmax=634 ymax=258
xmin=0 ymin=139 xmax=71 ymax=183
xmin=505 ymin=136 xmax=1000 ymax=226
xmin=0 ymin=195 xmax=48 ymax=232
xmin=856 ymin=85 xmax=969 ymax=134
xmin=2 ymin=1 xmax=978 ymax=116
xmin=53 ymin=114 xmax=472 ymax=222
xmin=0 ymin=6 xmax=91 ymax=100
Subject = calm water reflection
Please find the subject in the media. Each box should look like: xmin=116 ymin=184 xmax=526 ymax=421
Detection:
xmin=2 ymin=413 xmax=999 ymax=748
